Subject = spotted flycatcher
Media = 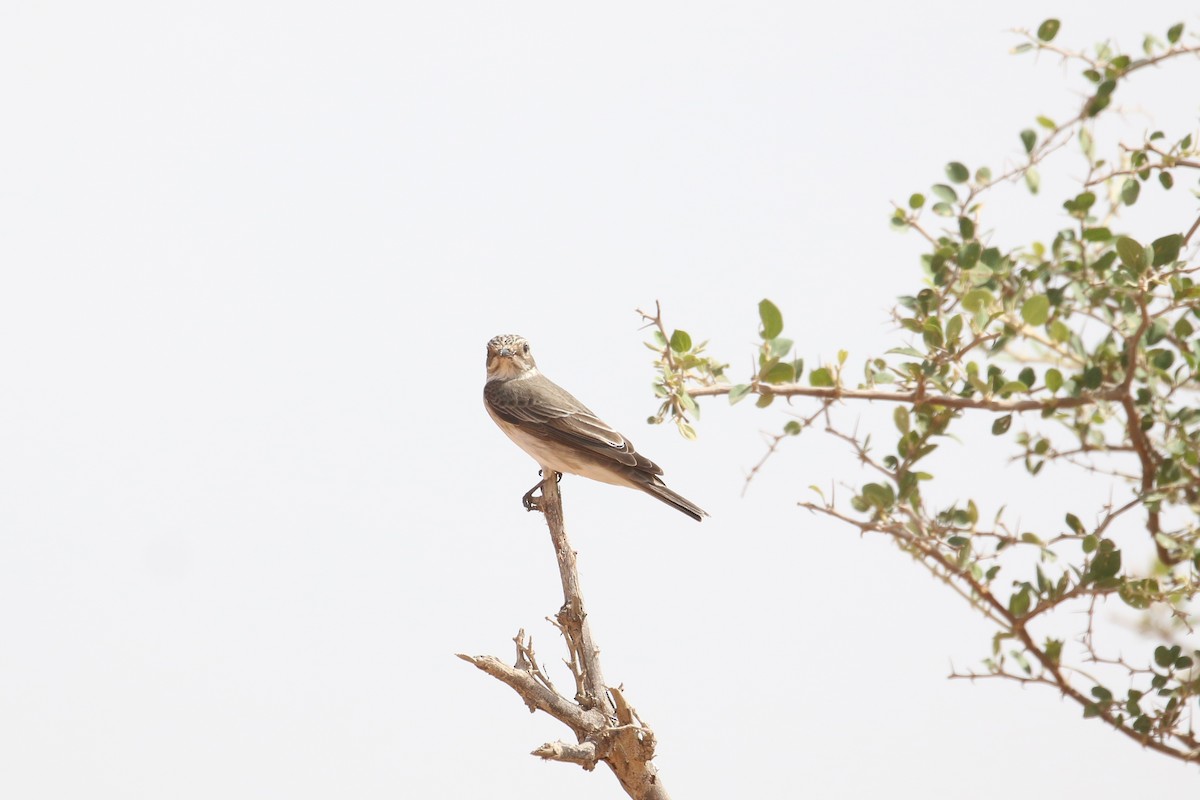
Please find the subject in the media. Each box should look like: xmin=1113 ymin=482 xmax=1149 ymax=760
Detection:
xmin=483 ymin=333 xmax=707 ymax=521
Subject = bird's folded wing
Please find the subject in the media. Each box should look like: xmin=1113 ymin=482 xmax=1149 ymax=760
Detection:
xmin=485 ymin=376 xmax=663 ymax=475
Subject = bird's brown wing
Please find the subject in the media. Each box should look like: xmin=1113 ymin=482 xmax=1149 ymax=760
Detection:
xmin=484 ymin=374 xmax=664 ymax=476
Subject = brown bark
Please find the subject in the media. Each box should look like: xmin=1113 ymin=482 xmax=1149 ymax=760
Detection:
xmin=458 ymin=473 xmax=669 ymax=799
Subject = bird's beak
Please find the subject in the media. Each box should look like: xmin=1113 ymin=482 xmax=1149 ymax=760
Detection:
xmin=498 ymin=347 xmax=513 ymax=357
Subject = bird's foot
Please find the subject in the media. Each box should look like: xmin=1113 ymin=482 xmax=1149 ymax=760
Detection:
xmin=522 ymin=481 xmax=544 ymax=513
xmin=523 ymin=471 xmax=562 ymax=512
xmin=536 ymin=469 xmax=563 ymax=484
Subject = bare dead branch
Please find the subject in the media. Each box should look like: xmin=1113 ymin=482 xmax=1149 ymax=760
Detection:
xmin=460 ymin=475 xmax=671 ymax=799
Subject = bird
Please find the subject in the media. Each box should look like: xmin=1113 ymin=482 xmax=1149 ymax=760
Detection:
xmin=483 ymin=333 xmax=707 ymax=521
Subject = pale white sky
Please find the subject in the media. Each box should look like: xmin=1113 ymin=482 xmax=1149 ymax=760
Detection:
xmin=1 ymin=2 xmax=1198 ymax=797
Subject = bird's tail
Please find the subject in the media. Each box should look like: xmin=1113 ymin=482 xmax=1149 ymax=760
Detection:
xmin=640 ymin=480 xmax=708 ymax=522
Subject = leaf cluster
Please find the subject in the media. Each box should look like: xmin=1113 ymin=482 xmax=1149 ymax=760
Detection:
xmin=644 ymin=19 xmax=1200 ymax=764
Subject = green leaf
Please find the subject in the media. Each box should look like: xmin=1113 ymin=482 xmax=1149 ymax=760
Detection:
xmin=761 ymin=361 xmax=795 ymax=384
xmin=946 ymin=162 xmax=969 ymax=183
xmin=1151 ymin=233 xmax=1183 ymax=266
xmin=1045 ymin=368 xmax=1063 ymax=392
xmin=962 ymin=288 xmax=994 ymax=313
xmin=959 ymin=241 xmax=980 ymax=268
xmin=1089 ymin=541 xmax=1122 ymax=580
xmin=809 ymin=367 xmax=834 ymax=387
xmin=1120 ymin=178 xmax=1140 ymax=206
xmin=768 ymin=336 xmax=794 ymax=359
xmin=908 ymin=193 xmax=925 ymax=209
xmin=1037 ymin=18 xmax=1060 ymax=42
xmin=1167 ymin=22 xmax=1184 ymax=43
xmin=1159 ymin=172 xmax=1174 ymax=190
xmin=1009 ymin=586 xmax=1031 ymax=616
xmin=945 ymin=314 xmax=963 ymax=344
xmin=1021 ymin=295 xmax=1051 ymax=326
xmin=1024 ymin=167 xmax=1040 ymax=194
xmin=758 ymin=299 xmax=783 ymax=339
xmin=931 ymin=184 xmax=958 ymax=203
xmin=1020 ymin=129 xmax=1036 ymax=153
xmin=1115 ymin=236 xmax=1145 ymax=270
xmin=669 ymin=329 xmax=692 ymax=353
xmin=728 ymin=384 xmax=753 ymax=405
xmin=893 ymin=406 xmax=910 ymax=434
xmin=1048 ymin=319 xmax=1070 ymax=343
xmin=992 ymin=414 xmax=1012 ymax=435
xmin=1081 ymin=227 xmax=1111 ymax=242
xmin=861 ymin=482 xmax=895 ymax=510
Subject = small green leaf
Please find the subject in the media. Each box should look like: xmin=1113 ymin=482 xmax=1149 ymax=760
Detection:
xmin=728 ymin=384 xmax=753 ymax=405
xmin=1167 ymin=22 xmax=1184 ymax=43
xmin=931 ymin=184 xmax=958 ymax=203
xmin=1020 ymin=129 xmax=1037 ymax=153
xmin=908 ymin=193 xmax=925 ymax=209
xmin=1024 ymin=166 xmax=1040 ymax=194
xmin=1048 ymin=319 xmax=1070 ymax=343
xmin=1009 ymin=586 xmax=1031 ymax=616
xmin=959 ymin=241 xmax=980 ymax=268
xmin=1151 ymin=233 xmax=1183 ymax=266
xmin=1159 ymin=172 xmax=1174 ymax=190
xmin=946 ymin=162 xmax=969 ymax=183
xmin=1120 ymin=178 xmax=1140 ymax=206
xmin=669 ymin=329 xmax=692 ymax=353
xmin=768 ymin=336 xmax=794 ymax=359
xmin=809 ymin=367 xmax=834 ymax=387
xmin=1021 ymin=295 xmax=1051 ymax=326
xmin=992 ymin=414 xmax=1012 ymax=435
xmin=945 ymin=314 xmax=963 ymax=344
xmin=758 ymin=299 xmax=783 ymax=339
xmin=1115 ymin=236 xmax=1145 ymax=270
xmin=783 ymin=420 xmax=802 ymax=436
xmin=761 ymin=361 xmax=795 ymax=384
xmin=893 ymin=406 xmax=910 ymax=434
xmin=1045 ymin=368 xmax=1063 ymax=392
xmin=1089 ymin=541 xmax=1122 ymax=580
xmin=962 ymin=288 xmax=994 ymax=313
xmin=1037 ymin=18 xmax=1060 ymax=42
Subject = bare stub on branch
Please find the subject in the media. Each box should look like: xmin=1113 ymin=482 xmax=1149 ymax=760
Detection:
xmin=457 ymin=473 xmax=670 ymax=800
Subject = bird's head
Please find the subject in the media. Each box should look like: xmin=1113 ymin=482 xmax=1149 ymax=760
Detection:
xmin=485 ymin=333 xmax=538 ymax=381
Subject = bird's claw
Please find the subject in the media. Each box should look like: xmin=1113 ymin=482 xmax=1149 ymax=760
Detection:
xmin=523 ymin=471 xmax=562 ymax=512
xmin=522 ymin=483 xmax=543 ymax=513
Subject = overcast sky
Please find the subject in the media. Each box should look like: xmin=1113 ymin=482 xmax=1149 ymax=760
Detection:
xmin=2 ymin=2 xmax=1198 ymax=797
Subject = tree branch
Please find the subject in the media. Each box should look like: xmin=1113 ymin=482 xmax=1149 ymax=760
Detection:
xmin=688 ymin=382 xmax=1120 ymax=412
xmin=459 ymin=474 xmax=670 ymax=799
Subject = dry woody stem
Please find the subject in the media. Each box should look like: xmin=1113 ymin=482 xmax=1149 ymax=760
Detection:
xmin=458 ymin=474 xmax=670 ymax=799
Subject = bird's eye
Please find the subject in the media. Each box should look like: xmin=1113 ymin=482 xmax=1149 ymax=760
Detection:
xmin=523 ymin=343 xmax=530 ymax=353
